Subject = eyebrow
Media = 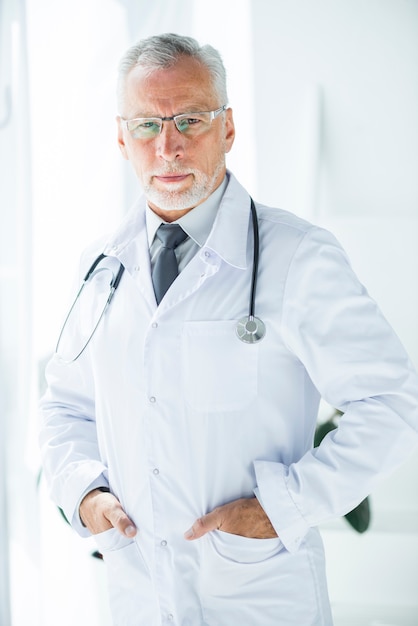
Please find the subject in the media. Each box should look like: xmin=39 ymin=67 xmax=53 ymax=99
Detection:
xmin=129 ymin=107 xmax=210 ymax=119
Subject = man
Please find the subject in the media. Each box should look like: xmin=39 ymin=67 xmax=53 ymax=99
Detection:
xmin=40 ymin=33 xmax=418 ymax=625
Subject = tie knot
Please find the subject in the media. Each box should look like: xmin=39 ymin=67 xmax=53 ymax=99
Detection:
xmin=156 ymin=224 xmax=188 ymax=249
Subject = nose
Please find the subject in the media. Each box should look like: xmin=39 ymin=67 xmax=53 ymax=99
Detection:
xmin=155 ymin=121 xmax=185 ymax=162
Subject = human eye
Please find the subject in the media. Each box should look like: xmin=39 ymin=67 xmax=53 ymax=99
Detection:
xmin=127 ymin=118 xmax=161 ymax=138
xmin=176 ymin=113 xmax=207 ymax=134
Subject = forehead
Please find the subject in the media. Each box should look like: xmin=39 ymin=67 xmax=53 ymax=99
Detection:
xmin=122 ymin=56 xmax=217 ymax=116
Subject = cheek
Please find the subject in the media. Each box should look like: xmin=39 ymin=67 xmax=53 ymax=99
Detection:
xmin=127 ymin=144 xmax=154 ymax=178
xmin=204 ymin=139 xmax=227 ymax=171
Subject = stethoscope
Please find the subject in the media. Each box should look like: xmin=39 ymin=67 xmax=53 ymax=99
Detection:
xmin=235 ymin=199 xmax=266 ymax=344
xmin=55 ymin=198 xmax=265 ymax=363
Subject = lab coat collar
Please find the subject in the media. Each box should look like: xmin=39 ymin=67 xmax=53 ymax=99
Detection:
xmin=102 ymin=171 xmax=252 ymax=271
xmin=103 ymin=197 xmax=146 ymax=255
xmin=205 ymin=172 xmax=252 ymax=270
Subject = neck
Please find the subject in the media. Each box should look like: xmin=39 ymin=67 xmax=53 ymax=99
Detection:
xmin=148 ymin=204 xmax=195 ymax=223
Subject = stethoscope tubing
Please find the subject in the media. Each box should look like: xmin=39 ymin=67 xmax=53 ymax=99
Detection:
xmin=55 ymin=257 xmax=125 ymax=363
xmin=235 ymin=198 xmax=266 ymax=344
xmin=249 ymin=198 xmax=259 ymax=319
xmin=55 ymin=196 xmax=264 ymax=362
xmin=84 ymin=253 xmax=125 ymax=289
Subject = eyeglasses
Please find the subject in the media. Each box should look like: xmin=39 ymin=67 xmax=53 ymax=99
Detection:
xmin=121 ymin=105 xmax=227 ymax=139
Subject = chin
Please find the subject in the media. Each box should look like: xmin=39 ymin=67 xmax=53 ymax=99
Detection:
xmin=146 ymin=188 xmax=208 ymax=212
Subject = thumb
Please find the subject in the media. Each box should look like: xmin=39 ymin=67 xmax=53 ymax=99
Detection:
xmin=107 ymin=501 xmax=137 ymax=538
xmin=184 ymin=509 xmax=220 ymax=541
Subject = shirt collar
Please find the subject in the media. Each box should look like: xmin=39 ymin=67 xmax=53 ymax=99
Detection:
xmin=145 ymin=175 xmax=229 ymax=248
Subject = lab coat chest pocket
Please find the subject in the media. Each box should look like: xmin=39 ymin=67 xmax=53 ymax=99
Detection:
xmin=182 ymin=320 xmax=258 ymax=412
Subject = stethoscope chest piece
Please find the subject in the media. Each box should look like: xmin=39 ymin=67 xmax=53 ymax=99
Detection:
xmin=236 ymin=315 xmax=266 ymax=344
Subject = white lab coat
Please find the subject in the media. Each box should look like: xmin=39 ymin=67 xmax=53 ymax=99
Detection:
xmin=40 ymin=173 xmax=418 ymax=626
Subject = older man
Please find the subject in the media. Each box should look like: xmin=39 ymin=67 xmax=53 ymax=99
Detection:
xmin=40 ymin=33 xmax=418 ymax=625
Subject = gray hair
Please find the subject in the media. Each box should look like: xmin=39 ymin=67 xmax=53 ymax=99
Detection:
xmin=117 ymin=33 xmax=228 ymax=112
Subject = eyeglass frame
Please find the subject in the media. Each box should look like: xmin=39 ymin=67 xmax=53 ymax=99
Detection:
xmin=120 ymin=104 xmax=227 ymax=138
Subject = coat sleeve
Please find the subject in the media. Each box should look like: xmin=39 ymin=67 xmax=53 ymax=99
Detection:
xmin=254 ymin=225 xmax=418 ymax=552
xmin=39 ymin=252 xmax=110 ymax=537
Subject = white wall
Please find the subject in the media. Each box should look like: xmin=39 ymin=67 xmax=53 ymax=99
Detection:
xmin=252 ymin=0 xmax=418 ymax=220
xmin=28 ymin=0 xmax=130 ymax=356
xmin=0 ymin=0 xmax=39 ymax=623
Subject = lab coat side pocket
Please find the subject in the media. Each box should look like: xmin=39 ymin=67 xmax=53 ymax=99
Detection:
xmin=199 ymin=531 xmax=285 ymax=621
xmin=200 ymin=530 xmax=285 ymax=604
xmin=200 ymin=530 xmax=327 ymax=626
xmin=93 ymin=529 xmax=158 ymax=625
xmin=181 ymin=320 xmax=259 ymax=412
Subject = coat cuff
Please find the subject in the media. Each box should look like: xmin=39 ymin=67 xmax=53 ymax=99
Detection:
xmin=254 ymin=460 xmax=310 ymax=553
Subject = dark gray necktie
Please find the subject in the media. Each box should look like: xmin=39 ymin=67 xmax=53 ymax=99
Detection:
xmin=152 ymin=224 xmax=188 ymax=304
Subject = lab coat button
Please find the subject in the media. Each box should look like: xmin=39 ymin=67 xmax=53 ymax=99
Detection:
xmin=160 ymin=540 xmax=167 ymax=547
xmin=152 ymin=322 xmax=158 ymax=328
xmin=153 ymin=468 xmax=159 ymax=475
xmin=167 ymin=614 xmax=174 ymax=621
xmin=149 ymin=396 xmax=156 ymax=403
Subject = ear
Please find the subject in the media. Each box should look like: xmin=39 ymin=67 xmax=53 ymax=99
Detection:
xmin=224 ymin=107 xmax=235 ymax=154
xmin=116 ymin=116 xmax=129 ymax=160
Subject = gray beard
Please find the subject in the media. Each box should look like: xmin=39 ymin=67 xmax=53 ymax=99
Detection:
xmin=143 ymin=161 xmax=225 ymax=212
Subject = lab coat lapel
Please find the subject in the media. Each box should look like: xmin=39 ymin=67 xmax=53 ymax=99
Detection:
xmin=205 ymin=174 xmax=252 ymax=270
xmin=103 ymin=197 xmax=156 ymax=312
